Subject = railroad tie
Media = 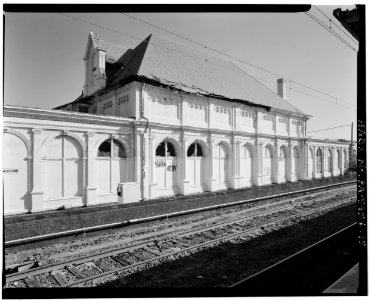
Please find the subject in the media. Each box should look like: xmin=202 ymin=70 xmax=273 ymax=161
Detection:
xmin=51 ymin=271 xmax=68 ymax=286
xmin=111 ymin=255 xmax=131 ymax=266
xmin=143 ymin=247 xmax=161 ymax=256
xmin=66 ymin=265 xmax=86 ymax=279
xmin=94 ymin=260 xmax=112 ymax=272
xmin=24 ymin=277 xmax=40 ymax=288
xmin=130 ymin=252 xmax=147 ymax=261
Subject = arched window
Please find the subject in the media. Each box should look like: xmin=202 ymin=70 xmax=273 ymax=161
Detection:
xmin=44 ymin=136 xmax=83 ymax=199
xmin=263 ymin=145 xmax=273 ymax=184
xmin=97 ymin=139 xmax=126 ymax=158
xmin=337 ymin=149 xmax=341 ymax=170
xmin=279 ymin=147 xmax=286 ymax=159
xmin=214 ymin=143 xmax=229 ymax=184
xmin=187 ymin=142 xmax=203 ymax=157
xmin=187 ymin=142 xmax=205 ymax=186
xmin=293 ymin=146 xmax=300 ymax=179
xmin=316 ymin=148 xmax=322 ymax=173
xmin=308 ymin=148 xmax=314 ymax=178
xmin=327 ymin=149 xmax=332 ymax=172
xmin=240 ymin=145 xmax=253 ymax=184
xmin=95 ymin=139 xmax=129 ymax=196
xmin=156 ymin=141 xmax=176 ymax=157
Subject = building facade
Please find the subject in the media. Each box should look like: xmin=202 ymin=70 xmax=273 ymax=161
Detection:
xmin=3 ymin=32 xmax=350 ymax=215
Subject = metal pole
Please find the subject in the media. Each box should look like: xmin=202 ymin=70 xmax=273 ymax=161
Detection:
xmin=350 ymin=122 xmax=353 ymax=168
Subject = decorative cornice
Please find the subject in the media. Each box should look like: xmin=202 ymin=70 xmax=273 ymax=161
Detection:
xmin=4 ymin=107 xmax=138 ymax=127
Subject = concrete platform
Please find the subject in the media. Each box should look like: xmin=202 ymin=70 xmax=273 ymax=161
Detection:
xmin=4 ymin=175 xmax=355 ymax=242
xmin=323 ymin=263 xmax=359 ymax=294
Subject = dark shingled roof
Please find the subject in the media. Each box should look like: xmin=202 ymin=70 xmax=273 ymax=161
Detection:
xmin=105 ymin=34 xmax=305 ymax=115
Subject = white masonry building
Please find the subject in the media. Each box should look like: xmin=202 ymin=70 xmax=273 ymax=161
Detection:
xmin=3 ymin=32 xmax=350 ymax=215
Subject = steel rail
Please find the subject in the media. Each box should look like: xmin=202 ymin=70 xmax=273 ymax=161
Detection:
xmin=228 ymin=222 xmax=357 ymax=288
xmin=5 ymin=180 xmax=356 ymax=247
xmin=5 ymin=197 xmax=354 ymax=288
xmin=6 ymin=190 xmax=351 ymax=282
xmin=65 ymin=198 xmax=354 ymax=288
xmin=5 ymin=190 xmax=354 ymax=283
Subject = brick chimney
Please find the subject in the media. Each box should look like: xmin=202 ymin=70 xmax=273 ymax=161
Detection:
xmin=277 ymin=78 xmax=288 ymax=100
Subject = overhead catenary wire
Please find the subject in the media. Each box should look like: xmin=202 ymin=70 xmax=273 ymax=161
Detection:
xmin=120 ymin=12 xmax=356 ymax=107
xmin=304 ymin=11 xmax=357 ymax=52
xmin=58 ymin=13 xmax=356 ymax=110
xmin=313 ymin=5 xmax=359 ymax=44
xmin=307 ymin=124 xmax=351 ymax=133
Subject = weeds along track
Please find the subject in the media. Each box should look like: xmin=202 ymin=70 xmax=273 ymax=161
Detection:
xmin=5 ymin=186 xmax=355 ymax=288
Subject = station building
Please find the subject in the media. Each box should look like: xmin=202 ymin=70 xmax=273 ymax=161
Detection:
xmin=3 ymin=32 xmax=350 ymax=215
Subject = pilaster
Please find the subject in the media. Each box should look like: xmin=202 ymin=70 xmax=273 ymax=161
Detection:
xmin=84 ymin=132 xmax=96 ymax=205
xmin=30 ymin=129 xmax=43 ymax=212
xmin=272 ymin=140 xmax=279 ymax=183
xmin=180 ymin=136 xmax=190 ymax=194
xmin=208 ymin=136 xmax=217 ymax=191
xmin=256 ymin=141 xmax=263 ymax=186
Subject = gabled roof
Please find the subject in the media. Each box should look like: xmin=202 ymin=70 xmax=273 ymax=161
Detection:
xmin=88 ymin=32 xmax=128 ymax=64
xmin=104 ymin=34 xmax=305 ymax=115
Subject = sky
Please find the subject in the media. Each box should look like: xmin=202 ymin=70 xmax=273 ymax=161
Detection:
xmin=4 ymin=5 xmax=358 ymax=141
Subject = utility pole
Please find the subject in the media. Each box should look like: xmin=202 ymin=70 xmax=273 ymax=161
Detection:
xmin=350 ymin=121 xmax=353 ymax=168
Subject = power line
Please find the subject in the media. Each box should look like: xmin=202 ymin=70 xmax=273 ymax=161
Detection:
xmin=120 ymin=12 xmax=282 ymax=78
xmin=307 ymin=124 xmax=351 ymax=133
xmin=59 ymin=13 xmax=356 ymax=110
xmin=121 ymin=12 xmax=356 ymax=107
xmin=304 ymin=11 xmax=357 ymax=52
xmin=253 ymin=76 xmax=356 ymax=110
xmin=313 ymin=5 xmax=359 ymax=45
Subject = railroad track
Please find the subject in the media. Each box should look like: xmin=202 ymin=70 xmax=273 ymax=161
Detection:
xmin=5 ymin=193 xmax=355 ymax=288
xmin=6 ymin=186 xmax=354 ymax=267
xmin=229 ymin=222 xmax=358 ymax=295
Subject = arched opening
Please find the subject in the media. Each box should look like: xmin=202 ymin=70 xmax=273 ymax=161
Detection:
xmin=263 ymin=145 xmax=273 ymax=184
xmin=327 ymin=149 xmax=333 ymax=174
xmin=337 ymin=149 xmax=341 ymax=171
xmin=343 ymin=149 xmax=348 ymax=169
xmin=44 ymin=136 xmax=83 ymax=199
xmin=187 ymin=142 xmax=206 ymax=186
xmin=293 ymin=146 xmax=300 ymax=180
xmin=214 ymin=143 xmax=229 ymax=185
xmin=3 ymin=133 xmax=30 ymax=214
xmin=278 ymin=146 xmax=287 ymax=182
xmin=155 ymin=140 xmax=179 ymax=191
xmin=316 ymin=148 xmax=323 ymax=175
xmin=308 ymin=148 xmax=314 ymax=178
xmin=95 ymin=139 xmax=128 ymax=196
xmin=240 ymin=144 xmax=253 ymax=185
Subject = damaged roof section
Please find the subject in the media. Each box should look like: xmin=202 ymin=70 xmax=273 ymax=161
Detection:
xmin=105 ymin=34 xmax=305 ymax=115
xmin=72 ymin=32 xmax=306 ymax=116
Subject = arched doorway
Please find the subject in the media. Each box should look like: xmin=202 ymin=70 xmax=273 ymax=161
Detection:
xmin=44 ymin=135 xmax=83 ymax=199
xmin=263 ymin=145 xmax=274 ymax=184
xmin=214 ymin=143 xmax=229 ymax=185
xmin=155 ymin=140 xmax=179 ymax=191
xmin=240 ymin=144 xmax=253 ymax=185
xmin=308 ymin=148 xmax=314 ymax=178
xmin=343 ymin=149 xmax=348 ymax=169
xmin=95 ymin=139 xmax=128 ymax=195
xmin=293 ymin=146 xmax=300 ymax=180
xmin=187 ymin=141 xmax=206 ymax=186
xmin=278 ymin=146 xmax=287 ymax=183
xmin=3 ymin=133 xmax=29 ymax=214
xmin=316 ymin=148 xmax=323 ymax=176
